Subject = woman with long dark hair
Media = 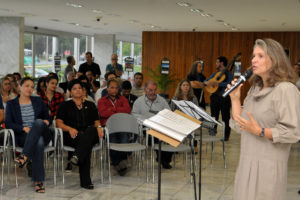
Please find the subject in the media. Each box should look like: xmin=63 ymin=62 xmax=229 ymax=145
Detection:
xmin=5 ymin=77 xmax=52 ymax=193
xmin=38 ymin=76 xmax=64 ymax=120
xmin=187 ymin=60 xmax=206 ymax=109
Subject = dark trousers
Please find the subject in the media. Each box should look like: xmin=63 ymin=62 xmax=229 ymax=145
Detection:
xmin=16 ymin=119 xmax=52 ymax=182
xmin=153 ymin=138 xmax=173 ymax=164
xmin=109 ymin=133 xmax=130 ymax=166
xmin=63 ymin=127 xmax=98 ymax=187
xmin=210 ymin=94 xmax=231 ymax=140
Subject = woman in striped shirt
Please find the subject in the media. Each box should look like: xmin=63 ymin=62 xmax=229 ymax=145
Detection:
xmin=5 ymin=77 xmax=52 ymax=193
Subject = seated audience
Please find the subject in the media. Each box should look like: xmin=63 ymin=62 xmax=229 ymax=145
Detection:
xmin=86 ymin=69 xmax=100 ymax=96
xmin=94 ymin=72 xmax=117 ymax=103
xmin=131 ymin=72 xmax=145 ymax=97
xmin=6 ymin=74 xmax=19 ymax=96
xmin=0 ymin=76 xmax=17 ymax=109
xmin=98 ymin=79 xmax=131 ymax=175
xmin=106 ymin=53 xmax=123 ymax=77
xmin=5 ymin=77 xmax=52 ymax=193
xmin=59 ymin=71 xmax=75 ymax=93
xmin=36 ymin=77 xmax=47 ymax=96
xmin=38 ymin=76 xmax=64 ymax=120
xmin=82 ymin=82 xmax=95 ymax=103
xmin=131 ymin=80 xmax=173 ymax=169
xmin=121 ymin=80 xmax=137 ymax=108
xmin=48 ymin=73 xmax=64 ymax=94
xmin=56 ymin=79 xmax=103 ymax=189
xmin=13 ymin=72 xmax=22 ymax=85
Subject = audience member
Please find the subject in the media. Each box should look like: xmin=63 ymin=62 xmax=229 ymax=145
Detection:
xmin=48 ymin=73 xmax=64 ymax=94
xmin=131 ymin=80 xmax=173 ymax=169
xmin=0 ymin=76 xmax=17 ymax=109
xmin=106 ymin=53 xmax=123 ymax=77
xmin=6 ymin=77 xmax=52 ymax=193
xmin=13 ymin=72 xmax=22 ymax=85
xmin=94 ymin=72 xmax=117 ymax=103
xmin=64 ymin=56 xmax=77 ymax=82
xmin=78 ymin=52 xmax=101 ymax=79
xmin=82 ymin=82 xmax=95 ymax=103
xmin=294 ymin=62 xmax=300 ymax=89
xmin=36 ymin=77 xmax=47 ymax=96
xmin=86 ymin=69 xmax=100 ymax=95
xmin=121 ymin=80 xmax=137 ymax=108
xmin=98 ymin=79 xmax=131 ymax=175
xmin=56 ymin=79 xmax=103 ymax=189
xmin=131 ymin=72 xmax=145 ymax=97
xmin=6 ymin=74 xmax=19 ymax=96
xmin=59 ymin=71 xmax=75 ymax=94
xmin=38 ymin=76 xmax=64 ymax=120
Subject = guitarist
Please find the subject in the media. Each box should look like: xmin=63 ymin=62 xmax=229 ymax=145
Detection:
xmin=204 ymin=56 xmax=233 ymax=141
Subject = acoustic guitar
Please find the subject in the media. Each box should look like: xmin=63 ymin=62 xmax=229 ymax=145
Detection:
xmin=205 ymin=52 xmax=241 ymax=94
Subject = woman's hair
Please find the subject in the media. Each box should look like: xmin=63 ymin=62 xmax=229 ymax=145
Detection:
xmin=68 ymin=79 xmax=83 ymax=91
xmin=20 ymin=77 xmax=34 ymax=86
xmin=0 ymin=76 xmax=11 ymax=95
xmin=173 ymin=79 xmax=194 ymax=100
xmin=45 ymin=75 xmax=58 ymax=89
xmin=37 ymin=76 xmax=46 ymax=94
xmin=250 ymin=38 xmax=297 ymax=87
xmin=188 ymin=61 xmax=203 ymax=77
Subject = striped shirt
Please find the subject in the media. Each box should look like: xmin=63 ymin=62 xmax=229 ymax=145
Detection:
xmin=20 ymin=103 xmax=35 ymax=128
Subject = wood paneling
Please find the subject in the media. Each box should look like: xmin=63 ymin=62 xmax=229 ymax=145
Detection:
xmin=142 ymin=31 xmax=300 ymax=102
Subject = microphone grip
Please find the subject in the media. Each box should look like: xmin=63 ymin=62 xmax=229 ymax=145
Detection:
xmin=222 ymin=78 xmax=244 ymax=98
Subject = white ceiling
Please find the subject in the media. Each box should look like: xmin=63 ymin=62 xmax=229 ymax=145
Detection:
xmin=0 ymin=0 xmax=300 ymax=43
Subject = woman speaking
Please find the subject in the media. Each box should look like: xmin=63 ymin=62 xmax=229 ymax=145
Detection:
xmin=229 ymin=38 xmax=300 ymax=200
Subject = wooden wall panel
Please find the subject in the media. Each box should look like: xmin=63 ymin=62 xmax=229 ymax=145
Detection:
xmin=142 ymin=32 xmax=300 ymax=102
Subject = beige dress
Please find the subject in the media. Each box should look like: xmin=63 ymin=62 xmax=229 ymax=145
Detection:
xmin=230 ymin=82 xmax=300 ymax=200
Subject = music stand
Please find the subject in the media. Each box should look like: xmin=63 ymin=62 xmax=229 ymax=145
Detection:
xmin=172 ymin=100 xmax=222 ymax=200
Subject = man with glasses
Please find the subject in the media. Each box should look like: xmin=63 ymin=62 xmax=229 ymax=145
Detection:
xmin=106 ymin=54 xmax=123 ymax=77
xmin=131 ymin=80 xmax=173 ymax=169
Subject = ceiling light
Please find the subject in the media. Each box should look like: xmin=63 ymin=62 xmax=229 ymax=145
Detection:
xmin=69 ymin=22 xmax=80 ymax=26
xmin=206 ymin=14 xmax=213 ymax=17
xmin=231 ymin=27 xmax=238 ymax=31
xmin=190 ymin=9 xmax=203 ymax=13
xmin=216 ymin=19 xmax=224 ymax=23
xmin=66 ymin=2 xmax=83 ymax=8
xmin=223 ymin=23 xmax=229 ymax=26
xmin=92 ymin=9 xmax=102 ymax=14
xmin=177 ymin=2 xmax=191 ymax=7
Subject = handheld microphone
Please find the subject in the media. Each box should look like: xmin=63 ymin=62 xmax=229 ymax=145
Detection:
xmin=222 ymin=68 xmax=253 ymax=98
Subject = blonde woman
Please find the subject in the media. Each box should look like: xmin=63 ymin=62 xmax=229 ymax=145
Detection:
xmin=229 ymin=38 xmax=300 ymax=200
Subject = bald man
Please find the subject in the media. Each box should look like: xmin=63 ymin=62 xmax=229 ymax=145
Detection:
xmin=106 ymin=53 xmax=123 ymax=77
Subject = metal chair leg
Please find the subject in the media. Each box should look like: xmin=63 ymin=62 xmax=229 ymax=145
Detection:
xmin=222 ymin=141 xmax=227 ymax=168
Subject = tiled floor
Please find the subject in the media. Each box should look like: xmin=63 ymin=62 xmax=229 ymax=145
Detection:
xmin=1 ymin=130 xmax=300 ymax=200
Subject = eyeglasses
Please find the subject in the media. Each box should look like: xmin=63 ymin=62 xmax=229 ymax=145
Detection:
xmin=111 ymin=59 xmax=118 ymax=61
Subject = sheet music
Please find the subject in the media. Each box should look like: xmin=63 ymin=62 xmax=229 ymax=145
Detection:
xmin=172 ymin=100 xmax=222 ymax=126
xmin=142 ymin=109 xmax=200 ymax=141
xmin=149 ymin=109 xmax=200 ymax=135
xmin=143 ymin=119 xmax=185 ymax=142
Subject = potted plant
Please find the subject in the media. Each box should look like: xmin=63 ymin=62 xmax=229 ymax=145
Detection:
xmin=146 ymin=65 xmax=179 ymax=99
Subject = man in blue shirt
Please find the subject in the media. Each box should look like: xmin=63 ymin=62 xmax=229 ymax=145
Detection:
xmin=205 ymin=56 xmax=233 ymax=141
xmin=106 ymin=54 xmax=123 ymax=77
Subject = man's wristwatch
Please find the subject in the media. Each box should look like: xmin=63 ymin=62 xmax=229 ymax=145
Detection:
xmin=259 ymin=128 xmax=265 ymax=137
xmin=97 ymin=125 xmax=102 ymax=128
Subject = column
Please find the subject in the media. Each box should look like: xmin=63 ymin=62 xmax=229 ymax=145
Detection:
xmin=52 ymin=36 xmax=58 ymax=72
xmin=93 ymin=34 xmax=116 ymax=78
xmin=0 ymin=17 xmax=24 ymax=75
xmin=74 ymin=37 xmax=80 ymax=70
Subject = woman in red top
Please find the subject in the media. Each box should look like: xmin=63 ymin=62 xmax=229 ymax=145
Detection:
xmin=38 ymin=76 xmax=64 ymax=120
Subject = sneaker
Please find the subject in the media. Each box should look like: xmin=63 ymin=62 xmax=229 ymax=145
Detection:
xmin=65 ymin=163 xmax=72 ymax=173
xmin=70 ymin=155 xmax=79 ymax=166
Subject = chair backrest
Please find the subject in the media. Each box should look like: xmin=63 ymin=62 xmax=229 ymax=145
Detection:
xmin=106 ymin=113 xmax=139 ymax=135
